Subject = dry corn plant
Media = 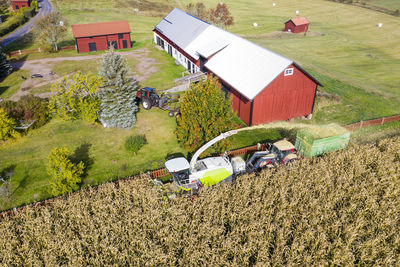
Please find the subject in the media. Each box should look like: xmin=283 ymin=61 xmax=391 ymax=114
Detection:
xmin=0 ymin=138 xmax=399 ymax=266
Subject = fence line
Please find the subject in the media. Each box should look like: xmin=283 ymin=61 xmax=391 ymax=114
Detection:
xmin=7 ymin=45 xmax=76 ymax=57
xmin=344 ymin=114 xmax=400 ymax=130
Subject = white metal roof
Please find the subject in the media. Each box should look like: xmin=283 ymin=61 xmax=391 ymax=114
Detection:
xmin=185 ymin=25 xmax=236 ymax=59
xmin=204 ymin=27 xmax=293 ymax=100
xmin=157 ymin=9 xmax=313 ymax=101
xmin=154 ymin=8 xmax=209 ymax=51
xmin=165 ymin=157 xmax=190 ymax=172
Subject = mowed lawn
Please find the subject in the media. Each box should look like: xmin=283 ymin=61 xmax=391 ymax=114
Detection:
xmin=0 ymin=109 xmax=185 ymax=211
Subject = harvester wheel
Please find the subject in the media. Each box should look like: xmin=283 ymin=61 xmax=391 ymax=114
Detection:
xmin=168 ymin=111 xmax=174 ymax=117
xmin=142 ymin=98 xmax=152 ymax=110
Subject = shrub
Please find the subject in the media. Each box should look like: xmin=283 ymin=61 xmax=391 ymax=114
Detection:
xmin=0 ymin=108 xmax=19 ymax=141
xmin=46 ymin=146 xmax=84 ymax=196
xmin=176 ymin=76 xmax=236 ymax=153
xmin=0 ymin=13 xmax=27 ymax=37
xmin=124 ymin=134 xmax=147 ymax=154
xmin=22 ymin=6 xmax=36 ymax=18
xmin=0 ymin=95 xmax=50 ymax=130
xmin=49 ymin=72 xmax=103 ymax=124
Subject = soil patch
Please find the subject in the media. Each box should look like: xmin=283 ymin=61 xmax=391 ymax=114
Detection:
xmin=9 ymin=48 xmax=159 ymax=101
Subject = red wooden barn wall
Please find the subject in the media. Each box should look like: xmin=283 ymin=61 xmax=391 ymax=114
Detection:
xmin=284 ymin=21 xmax=309 ymax=33
xmin=11 ymin=0 xmax=31 ymax=10
xmin=217 ymin=64 xmax=316 ymax=125
xmin=251 ymin=64 xmax=317 ymax=125
xmin=76 ymin=33 xmax=131 ymax=54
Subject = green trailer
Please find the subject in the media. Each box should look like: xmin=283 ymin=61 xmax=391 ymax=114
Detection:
xmin=295 ymin=125 xmax=350 ymax=158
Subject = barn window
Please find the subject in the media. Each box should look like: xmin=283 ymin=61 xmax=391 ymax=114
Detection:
xmin=284 ymin=68 xmax=294 ymax=76
xmin=118 ymin=34 xmax=123 ymax=39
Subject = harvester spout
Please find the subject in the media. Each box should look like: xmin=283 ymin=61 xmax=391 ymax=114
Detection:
xmin=189 ymin=130 xmax=239 ymax=171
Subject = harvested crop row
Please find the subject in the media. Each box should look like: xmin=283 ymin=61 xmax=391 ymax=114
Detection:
xmin=0 ymin=137 xmax=399 ymax=266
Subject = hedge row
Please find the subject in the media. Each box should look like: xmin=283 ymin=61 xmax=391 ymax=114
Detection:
xmin=0 ymin=7 xmax=36 ymax=37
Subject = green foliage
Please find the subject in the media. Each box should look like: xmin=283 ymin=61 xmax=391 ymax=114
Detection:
xmin=0 ymin=95 xmax=50 ymax=129
xmin=31 ymin=11 xmax=67 ymax=51
xmin=49 ymin=72 xmax=103 ymax=123
xmin=0 ymin=0 xmax=10 ymax=14
xmin=124 ymin=134 xmax=147 ymax=154
xmin=22 ymin=6 xmax=35 ymax=18
xmin=46 ymin=146 xmax=84 ymax=196
xmin=0 ymin=12 xmax=27 ymax=37
xmin=98 ymin=48 xmax=139 ymax=129
xmin=0 ymin=47 xmax=13 ymax=78
xmin=176 ymin=76 xmax=236 ymax=153
xmin=0 ymin=108 xmax=18 ymax=141
xmin=30 ymin=0 xmax=39 ymax=11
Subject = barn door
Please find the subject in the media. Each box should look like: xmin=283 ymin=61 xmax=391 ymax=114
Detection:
xmin=89 ymin=43 xmax=97 ymax=52
xmin=123 ymin=40 xmax=128 ymax=49
xmin=168 ymin=45 xmax=172 ymax=56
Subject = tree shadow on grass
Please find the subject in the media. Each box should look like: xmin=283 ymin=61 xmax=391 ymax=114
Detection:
xmin=71 ymin=142 xmax=94 ymax=178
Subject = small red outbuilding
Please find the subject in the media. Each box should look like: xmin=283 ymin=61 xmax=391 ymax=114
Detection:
xmin=11 ymin=0 xmax=31 ymax=10
xmin=284 ymin=17 xmax=310 ymax=33
xmin=71 ymin=20 xmax=132 ymax=54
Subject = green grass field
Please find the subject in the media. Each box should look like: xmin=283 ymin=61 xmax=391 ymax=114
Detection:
xmin=368 ymin=0 xmax=400 ymax=11
xmin=0 ymin=109 xmax=186 ymax=211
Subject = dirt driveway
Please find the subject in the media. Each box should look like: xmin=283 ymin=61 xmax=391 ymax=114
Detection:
xmin=10 ymin=48 xmax=159 ymax=101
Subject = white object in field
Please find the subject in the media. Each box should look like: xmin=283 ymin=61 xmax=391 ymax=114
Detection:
xmin=133 ymin=8 xmax=139 ymax=12
xmin=378 ymin=23 xmax=383 ymax=28
xmin=272 ymin=3 xmax=276 ymax=7
xmin=231 ymin=157 xmax=246 ymax=174
xmin=296 ymin=10 xmax=299 ymax=14
xmin=253 ymin=22 xmax=258 ymax=27
xmin=59 ymin=21 xmax=64 ymax=26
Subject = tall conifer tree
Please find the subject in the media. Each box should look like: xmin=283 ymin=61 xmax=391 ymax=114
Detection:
xmin=98 ymin=48 xmax=139 ymax=129
xmin=0 ymin=47 xmax=13 ymax=79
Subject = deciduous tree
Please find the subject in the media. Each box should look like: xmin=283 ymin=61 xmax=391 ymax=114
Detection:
xmin=176 ymin=76 xmax=236 ymax=153
xmin=186 ymin=2 xmax=208 ymax=21
xmin=49 ymin=72 xmax=103 ymax=123
xmin=46 ymin=146 xmax=84 ymax=196
xmin=31 ymin=11 xmax=67 ymax=51
xmin=209 ymin=2 xmax=234 ymax=28
xmin=98 ymin=48 xmax=139 ymax=129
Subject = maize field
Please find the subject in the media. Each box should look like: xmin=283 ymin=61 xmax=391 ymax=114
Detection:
xmin=0 ymin=137 xmax=399 ymax=266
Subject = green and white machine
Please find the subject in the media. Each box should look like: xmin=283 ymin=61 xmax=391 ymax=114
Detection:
xmin=164 ymin=130 xmax=245 ymax=191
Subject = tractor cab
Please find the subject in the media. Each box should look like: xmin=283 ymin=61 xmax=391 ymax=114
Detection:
xmin=139 ymin=87 xmax=158 ymax=99
xmin=271 ymin=140 xmax=298 ymax=163
xmin=165 ymin=157 xmax=197 ymax=191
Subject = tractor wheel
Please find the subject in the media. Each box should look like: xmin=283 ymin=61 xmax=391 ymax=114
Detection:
xmin=142 ymin=98 xmax=152 ymax=110
xmin=175 ymin=112 xmax=181 ymax=119
xmin=168 ymin=111 xmax=174 ymax=117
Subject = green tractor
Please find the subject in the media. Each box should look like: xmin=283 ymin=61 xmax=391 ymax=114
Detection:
xmin=136 ymin=87 xmax=181 ymax=118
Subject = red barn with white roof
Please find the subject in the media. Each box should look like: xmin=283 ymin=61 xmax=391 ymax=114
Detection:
xmin=154 ymin=9 xmax=321 ymax=125
xmin=72 ymin=21 xmax=132 ymax=54
xmin=11 ymin=0 xmax=31 ymax=10
xmin=284 ymin=17 xmax=310 ymax=33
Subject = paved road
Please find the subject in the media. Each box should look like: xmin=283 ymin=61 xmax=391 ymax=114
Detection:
xmin=0 ymin=0 xmax=53 ymax=47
